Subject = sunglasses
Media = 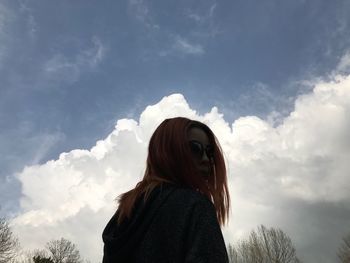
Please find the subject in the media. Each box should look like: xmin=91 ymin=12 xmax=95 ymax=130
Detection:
xmin=188 ymin=140 xmax=214 ymax=159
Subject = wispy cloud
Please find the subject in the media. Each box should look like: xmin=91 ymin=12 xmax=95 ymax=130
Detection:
xmin=0 ymin=2 xmax=14 ymax=69
xmin=81 ymin=36 xmax=105 ymax=68
xmin=334 ymin=1 xmax=350 ymax=35
xmin=173 ymin=36 xmax=204 ymax=55
xmin=186 ymin=2 xmax=217 ymax=24
xmin=26 ymin=14 xmax=37 ymax=39
xmin=336 ymin=50 xmax=350 ymax=73
xmin=42 ymin=36 xmax=106 ymax=86
xmin=184 ymin=2 xmax=221 ymax=38
xmin=19 ymin=0 xmax=38 ymax=40
xmin=30 ymin=132 xmax=65 ymax=165
xmin=222 ymin=81 xmax=296 ymax=126
xmin=128 ymin=0 xmax=149 ymax=22
xmin=128 ymin=0 xmax=159 ymax=30
xmin=209 ymin=3 xmax=217 ymax=18
xmin=158 ymin=35 xmax=205 ymax=57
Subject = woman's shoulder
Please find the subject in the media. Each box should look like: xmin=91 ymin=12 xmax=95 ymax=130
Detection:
xmin=161 ymin=184 xmax=214 ymax=212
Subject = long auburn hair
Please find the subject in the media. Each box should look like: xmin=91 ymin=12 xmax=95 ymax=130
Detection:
xmin=115 ymin=117 xmax=230 ymax=227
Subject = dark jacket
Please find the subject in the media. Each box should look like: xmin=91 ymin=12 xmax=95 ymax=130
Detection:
xmin=102 ymin=183 xmax=229 ymax=263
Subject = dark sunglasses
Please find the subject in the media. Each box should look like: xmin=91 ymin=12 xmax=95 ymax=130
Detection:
xmin=188 ymin=140 xmax=214 ymax=159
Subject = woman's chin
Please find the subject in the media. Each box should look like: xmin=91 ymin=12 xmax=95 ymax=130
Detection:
xmin=201 ymin=172 xmax=210 ymax=180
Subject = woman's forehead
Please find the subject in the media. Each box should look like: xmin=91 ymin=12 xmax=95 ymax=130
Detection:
xmin=187 ymin=127 xmax=210 ymax=145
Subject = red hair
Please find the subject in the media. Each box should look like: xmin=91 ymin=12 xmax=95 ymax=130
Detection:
xmin=116 ymin=117 xmax=230 ymax=226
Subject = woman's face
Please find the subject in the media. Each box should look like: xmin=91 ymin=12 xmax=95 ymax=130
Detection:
xmin=187 ymin=127 xmax=213 ymax=181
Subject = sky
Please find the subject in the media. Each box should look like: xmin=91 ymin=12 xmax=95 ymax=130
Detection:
xmin=0 ymin=0 xmax=350 ymax=262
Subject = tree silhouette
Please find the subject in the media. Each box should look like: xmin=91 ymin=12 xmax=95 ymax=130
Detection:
xmin=46 ymin=238 xmax=81 ymax=263
xmin=0 ymin=217 xmax=19 ymax=263
xmin=338 ymin=232 xmax=350 ymax=263
xmin=228 ymin=225 xmax=301 ymax=263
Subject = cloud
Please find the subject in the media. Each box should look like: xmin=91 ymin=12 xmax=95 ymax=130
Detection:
xmin=158 ymin=35 xmax=205 ymax=57
xmin=0 ymin=124 xmax=65 ymax=218
xmin=128 ymin=0 xmax=159 ymax=30
xmin=19 ymin=0 xmax=38 ymax=40
xmin=173 ymin=36 xmax=204 ymax=55
xmin=337 ymin=50 xmax=350 ymax=73
xmin=42 ymin=36 xmax=106 ymax=86
xmin=128 ymin=0 xmax=149 ymax=22
xmin=0 ymin=2 xmax=14 ymax=69
xmin=186 ymin=2 xmax=217 ymax=24
xmin=184 ymin=2 xmax=222 ymax=38
xmin=44 ymin=37 xmax=105 ymax=73
xmin=11 ymin=76 xmax=350 ymax=262
xmin=231 ymin=76 xmax=350 ymax=202
xmin=209 ymin=3 xmax=217 ymax=18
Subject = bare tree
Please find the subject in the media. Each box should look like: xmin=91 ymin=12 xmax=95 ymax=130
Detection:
xmin=46 ymin=238 xmax=82 ymax=263
xmin=0 ymin=217 xmax=20 ymax=263
xmin=228 ymin=225 xmax=300 ymax=263
xmin=338 ymin=232 xmax=350 ymax=263
xmin=228 ymin=243 xmax=238 ymax=263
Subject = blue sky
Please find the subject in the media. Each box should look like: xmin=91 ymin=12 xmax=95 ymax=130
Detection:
xmin=1 ymin=0 xmax=350 ymax=262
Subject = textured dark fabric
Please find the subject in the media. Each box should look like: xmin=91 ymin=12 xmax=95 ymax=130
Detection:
xmin=102 ymin=183 xmax=229 ymax=263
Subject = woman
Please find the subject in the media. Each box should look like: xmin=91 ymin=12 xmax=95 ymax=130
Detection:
xmin=102 ymin=117 xmax=230 ymax=262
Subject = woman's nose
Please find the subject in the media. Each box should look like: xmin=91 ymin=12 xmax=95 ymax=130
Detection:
xmin=202 ymin=151 xmax=210 ymax=162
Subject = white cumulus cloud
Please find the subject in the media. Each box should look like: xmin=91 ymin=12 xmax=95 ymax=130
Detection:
xmin=11 ymin=76 xmax=350 ymax=262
